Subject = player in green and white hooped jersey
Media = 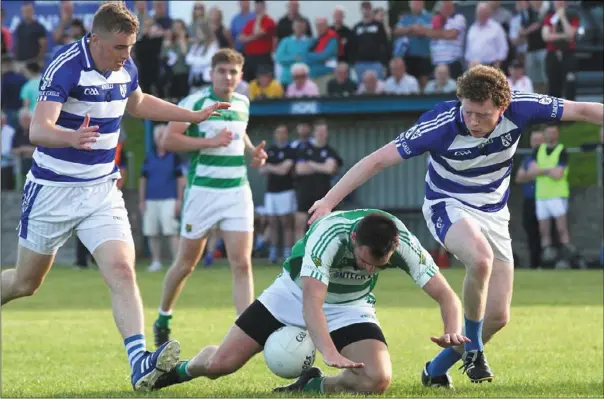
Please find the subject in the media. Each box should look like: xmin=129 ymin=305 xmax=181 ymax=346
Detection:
xmin=152 ymin=49 xmax=268 ymax=348
xmin=150 ymin=210 xmax=469 ymax=395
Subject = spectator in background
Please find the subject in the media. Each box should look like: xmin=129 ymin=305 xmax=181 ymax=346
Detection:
xmin=373 ymin=7 xmax=391 ymax=40
xmin=1 ymin=56 xmax=26 ymax=127
xmin=230 ymin=0 xmax=255 ymax=53
xmin=542 ymin=0 xmax=579 ymax=100
xmin=260 ymin=125 xmax=297 ymax=263
xmin=161 ymin=19 xmax=190 ymax=100
xmin=327 ymin=62 xmax=358 ymax=97
xmin=514 ymin=129 xmax=546 ymax=268
xmin=139 ymin=125 xmax=186 ymax=273
xmin=357 ymin=69 xmax=385 ymax=95
xmin=1 ymin=7 xmax=12 ymax=55
xmin=393 ymin=0 xmax=433 ymax=90
xmin=307 ymin=17 xmax=339 ymax=94
xmin=509 ymin=0 xmax=530 ymax=63
xmin=384 ymin=57 xmax=420 ymax=95
xmin=508 ymin=59 xmax=534 ymax=93
xmin=286 ymin=63 xmax=319 ymax=98
xmin=134 ymin=0 xmax=148 ymax=40
xmin=351 ymin=1 xmax=390 ymax=80
xmin=487 ymin=0 xmax=514 ymax=32
xmin=189 ymin=1 xmax=206 ymax=38
xmin=135 ymin=17 xmax=164 ymax=95
xmin=523 ymin=0 xmax=549 ymax=92
xmin=249 ymin=65 xmax=283 ymax=100
xmin=20 ymin=62 xmax=41 ymax=113
xmin=52 ymin=1 xmax=74 ymax=43
xmin=465 ymin=2 xmax=508 ymax=69
xmin=293 ymin=120 xmax=342 ymax=240
xmin=11 ymin=108 xmax=35 ymax=180
xmin=1 ymin=112 xmax=16 ymax=191
xmin=13 ymin=2 xmax=47 ymax=70
xmin=209 ymin=6 xmax=233 ymax=49
xmin=186 ymin=22 xmax=219 ymax=91
xmin=240 ymin=0 xmax=276 ymax=82
xmin=425 ymin=0 xmax=466 ymax=79
xmin=276 ymin=0 xmax=312 ymax=42
xmin=331 ymin=6 xmax=353 ymax=64
xmin=235 ymin=79 xmax=250 ymax=97
xmin=153 ymin=0 xmax=173 ymax=31
xmin=424 ymin=63 xmax=456 ymax=94
xmin=275 ymin=17 xmax=312 ymax=87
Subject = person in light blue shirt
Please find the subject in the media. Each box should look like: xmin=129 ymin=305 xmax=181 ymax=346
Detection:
xmin=275 ymin=17 xmax=313 ymax=86
xmin=230 ymin=0 xmax=255 ymax=53
xmin=392 ymin=0 xmax=433 ymax=88
xmin=20 ymin=62 xmax=42 ymax=113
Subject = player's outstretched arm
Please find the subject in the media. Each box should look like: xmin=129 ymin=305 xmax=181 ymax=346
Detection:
xmin=30 ymin=102 xmax=100 ymax=149
xmin=308 ymin=142 xmax=403 ymax=224
xmin=560 ymin=100 xmax=604 ymax=125
xmin=126 ymin=88 xmax=230 ymax=124
xmin=161 ymin=122 xmax=233 ymax=152
xmin=422 ymin=272 xmax=470 ymax=348
xmin=301 ymin=277 xmax=364 ymax=369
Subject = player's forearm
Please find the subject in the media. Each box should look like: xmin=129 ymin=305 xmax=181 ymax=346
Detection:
xmin=129 ymin=94 xmax=196 ymax=123
xmin=243 ymin=133 xmax=256 ymax=155
xmin=302 ymin=300 xmax=339 ymax=358
xmin=437 ymin=291 xmax=463 ymax=335
xmin=29 ymin=121 xmax=74 ymax=148
xmin=162 ymin=132 xmax=215 ymax=152
xmin=574 ymin=102 xmax=604 ymax=124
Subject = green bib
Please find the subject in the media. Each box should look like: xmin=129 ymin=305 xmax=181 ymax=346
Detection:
xmin=535 ymin=143 xmax=569 ymax=199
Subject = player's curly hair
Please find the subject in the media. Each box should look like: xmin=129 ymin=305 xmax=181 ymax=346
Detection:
xmin=92 ymin=2 xmax=139 ymax=36
xmin=456 ymin=64 xmax=512 ymax=109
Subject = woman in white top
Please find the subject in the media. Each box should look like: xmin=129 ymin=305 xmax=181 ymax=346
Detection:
xmin=507 ymin=59 xmax=534 ymax=93
xmin=185 ymin=22 xmax=219 ymax=91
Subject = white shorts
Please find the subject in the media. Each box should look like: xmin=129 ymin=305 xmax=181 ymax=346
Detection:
xmin=264 ymin=190 xmax=297 ymax=216
xmin=536 ymin=198 xmax=568 ymax=220
xmin=18 ymin=178 xmax=133 ymax=255
xmin=258 ymin=273 xmax=380 ymax=333
xmin=143 ymin=199 xmax=180 ymax=236
xmin=422 ymin=198 xmax=513 ymax=264
xmin=181 ymin=186 xmax=254 ymax=239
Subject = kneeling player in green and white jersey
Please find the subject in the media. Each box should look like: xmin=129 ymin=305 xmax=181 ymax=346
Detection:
xmin=153 ymin=49 xmax=268 ymax=347
xmin=150 ymin=209 xmax=469 ymax=394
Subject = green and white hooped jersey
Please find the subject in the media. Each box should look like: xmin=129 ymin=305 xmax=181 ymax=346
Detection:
xmin=281 ymin=209 xmax=439 ymax=304
xmin=178 ymin=87 xmax=250 ymax=190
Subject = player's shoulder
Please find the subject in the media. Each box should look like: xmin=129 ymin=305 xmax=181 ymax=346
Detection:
xmin=43 ymin=41 xmax=84 ymax=76
xmin=178 ymin=87 xmax=212 ymax=109
xmin=231 ymin=91 xmax=250 ymax=107
xmin=409 ymin=100 xmax=460 ymax=137
xmin=123 ymin=58 xmax=138 ymax=76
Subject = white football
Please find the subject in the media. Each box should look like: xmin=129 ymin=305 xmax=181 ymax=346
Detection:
xmin=263 ymin=326 xmax=316 ymax=379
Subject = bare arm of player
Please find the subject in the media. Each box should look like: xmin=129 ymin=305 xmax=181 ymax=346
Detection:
xmin=30 ymin=102 xmax=100 ymax=149
xmin=243 ymin=133 xmax=268 ymax=167
xmin=126 ymin=87 xmax=230 ymax=124
xmin=560 ymin=100 xmax=604 ymax=125
xmin=421 ymin=272 xmax=470 ymax=348
xmin=301 ymin=277 xmax=364 ymax=369
xmin=308 ymin=142 xmax=403 ymax=223
xmin=161 ymin=122 xmax=233 ymax=152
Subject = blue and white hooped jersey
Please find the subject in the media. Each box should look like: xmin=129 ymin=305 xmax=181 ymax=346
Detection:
xmin=29 ymin=33 xmax=138 ymax=186
xmin=395 ymin=92 xmax=565 ymax=212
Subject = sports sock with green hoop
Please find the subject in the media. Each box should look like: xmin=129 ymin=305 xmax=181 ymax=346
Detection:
xmin=176 ymin=361 xmax=194 ymax=381
xmin=303 ymin=376 xmax=325 ymax=393
xmin=156 ymin=313 xmax=172 ymax=329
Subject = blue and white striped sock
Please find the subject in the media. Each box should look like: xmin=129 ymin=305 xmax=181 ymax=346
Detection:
xmin=124 ymin=334 xmax=147 ymax=371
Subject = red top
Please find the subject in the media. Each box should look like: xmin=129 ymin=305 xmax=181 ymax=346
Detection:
xmin=1 ymin=27 xmax=12 ymax=52
xmin=243 ymin=15 xmax=276 ymax=56
xmin=543 ymin=11 xmax=580 ymax=51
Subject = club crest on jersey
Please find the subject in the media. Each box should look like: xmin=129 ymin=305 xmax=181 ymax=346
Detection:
xmin=312 ymin=256 xmax=322 ymax=268
xmin=120 ymin=84 xmax=127 ymax=98
xmin=538 ymin=96 xmax=553 ymax=105
xmin=501 ymin=133 xmax=513 ymax=147
xmin=404 ymin=125 xmax=422 ymax=140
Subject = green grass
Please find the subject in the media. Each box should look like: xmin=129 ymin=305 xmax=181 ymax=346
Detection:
xmin=2 ymin=264 xmax=603 ymax=398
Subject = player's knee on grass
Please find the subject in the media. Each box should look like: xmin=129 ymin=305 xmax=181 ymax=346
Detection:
xmin=352 ymin=367 xmax=392 ymax=394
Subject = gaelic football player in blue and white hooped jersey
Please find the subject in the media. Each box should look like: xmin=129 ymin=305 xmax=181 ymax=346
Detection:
xmin=308 ymin=65 xmax=604 ymax=386
xmin=151 ymin=48 xmax=268 ymax=348
xmin=0 ymin=3 xmax=229 ymax=392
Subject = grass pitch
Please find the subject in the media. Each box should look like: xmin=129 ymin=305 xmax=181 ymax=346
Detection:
xmin=1 ymin=264 xmax=603 ymax=398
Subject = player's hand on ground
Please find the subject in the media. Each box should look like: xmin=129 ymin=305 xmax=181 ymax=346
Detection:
xmin=307 ymin=198 xmax=333 ymax=225
xmin=210 ymin=128 xmax=234 ymax=148
xmin=323 ymin=353 xmax=364 ymax=369
xmin=430 ymin=333 xmax=470 ymax=348
xmin=250 ymin=140 xmax=268 ymax=168
xmin=191 ymin=102 xmax=230 ymax=124
xmin=72 ymin=114 xmax=100 ymax=150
